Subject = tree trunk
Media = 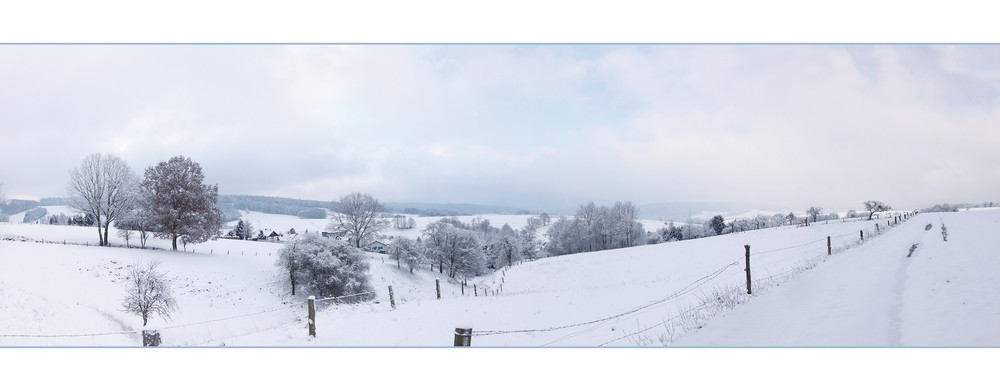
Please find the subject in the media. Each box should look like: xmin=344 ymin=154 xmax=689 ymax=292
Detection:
xmin=172 ymin=235 xmax=178 ymax=251
xmin=103 ymin=222 xmax=110 ymax=247
xmin=96 ymin=226 xmax=103 ymax=246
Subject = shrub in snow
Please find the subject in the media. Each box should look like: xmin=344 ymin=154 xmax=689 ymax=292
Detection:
xmin=276 ymin=232 xmax=375 ymax=301
xmin=122 ymin=260 xmax=178 ymax=327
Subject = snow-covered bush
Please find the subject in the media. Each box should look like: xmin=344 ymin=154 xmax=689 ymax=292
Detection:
xmin=276 ymin=232 xmax=375 ymax=301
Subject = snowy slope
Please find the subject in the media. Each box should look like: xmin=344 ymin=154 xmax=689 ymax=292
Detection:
xmin=2 ymin=209 xmax=994 ymax=347
xmin=673 ymin=209 xmax=1000 ymax=346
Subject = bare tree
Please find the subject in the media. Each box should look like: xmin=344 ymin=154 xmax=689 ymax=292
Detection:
xmin=122 ymin=260 xmax=178 ymax=327
xmin=863 ymin=201 xmax=891 ymax=221
xmin=67 ymin=154 xmax=139 ymax=246
xmin=118 ymin=226 xmax=134 ymax=248
xmin=140 ymin=156 xmax=223 ymax=251
xmin=328 ymin=192 xmax=389 ymax=248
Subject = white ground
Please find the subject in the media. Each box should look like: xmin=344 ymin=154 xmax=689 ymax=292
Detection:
xmin=1 ymin=208 xmax=997 ymax=347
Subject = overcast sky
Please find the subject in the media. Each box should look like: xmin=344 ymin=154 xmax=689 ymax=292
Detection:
xmin=1 ymin=44 xmax=998 ymax=211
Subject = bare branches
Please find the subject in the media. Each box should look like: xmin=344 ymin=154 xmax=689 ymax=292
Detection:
xmin=122 ymin=260 xmax=178 ymax=327
xmin=67 ymin=154 xmax=139 ymax=246
xmin=328 ymin=192 xmax=389 ymax=248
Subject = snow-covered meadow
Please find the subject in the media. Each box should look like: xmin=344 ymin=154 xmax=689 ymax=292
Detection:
xmin=1 ymin=208 xmax=998 ymax=347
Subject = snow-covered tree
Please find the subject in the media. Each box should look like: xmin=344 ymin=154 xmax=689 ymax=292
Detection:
xmin=233 ymin=219 xmax=246 ymax=240
xmin=422 ymin=221 xmax=485 ymax=279
xmin=118 ymin=224 xmax=134 ymax=248
xmin=67 ymin=153 xmax=140 ymax=246
xmin=487 ymin=224 xmax=523 ymax=268
xmin=275 ymin=232 xmax=375 ymax=300
xmin=328 ymin=192 xmax=389 ymax=248
xmin=863 ymin=201 xmax=891 ymax=220
xmin=116 ymin=211 xmax=151 ymax=249
xmin=140 ymin=156 xmax=223 ymax=251
xmin=388 ymin=236 xmax=422 ymax=273
xmin=709 ymin=215 xmax=726 ymax=235
xmin=539 ymin=213 xmax=551 ymax=226
xmin=392 ymin=215 xmax=416 ymax=230
xmin=807 ymin=207 xmax=824 ymax=222
xmin=122 ymin=260 xmax=177 ymax=327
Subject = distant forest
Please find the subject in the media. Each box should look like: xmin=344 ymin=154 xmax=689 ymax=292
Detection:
xmin=217 ymin=195 xmax=330 ymax=222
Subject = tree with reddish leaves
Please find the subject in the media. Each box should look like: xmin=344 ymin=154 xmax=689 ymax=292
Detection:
xmin=140 ymin=156 xmax=222 ymax=251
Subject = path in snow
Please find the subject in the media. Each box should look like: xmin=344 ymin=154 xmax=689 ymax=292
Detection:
xmin=673 ymin=210 xmax=1000 ymax=346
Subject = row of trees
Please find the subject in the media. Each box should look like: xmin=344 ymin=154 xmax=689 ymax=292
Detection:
xmin=544 ymin=201 xmax=645 ymax=256
xmin=66 ymin=154 xmax=223 ymax=250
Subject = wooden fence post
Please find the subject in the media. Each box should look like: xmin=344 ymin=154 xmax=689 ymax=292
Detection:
xmin=876 ymin=224 xmax=879 ymax=232
xmin=142 ymin=330 xmax=161 ymax=347
xmin=860 ymin=230 xmax=864 ymax=241
xmin=454 ymin=327 xmax=472 ymax=346
xmin=474 ymin=284 xmax=477 ymax=296
xmin=307 ymin=296 xmax=316 ymax=337
xmin=827 ymin=236 xmax=832 ymax=255
xmin=461 ymin=283 xmax=465 ymax=295
xmin=744 ymin=245 xmax=751 ymax=295
xmin=436 ymin=279 xmax=441 ymax=300
xmin=388 ymin=286 xmax=396 ymax=309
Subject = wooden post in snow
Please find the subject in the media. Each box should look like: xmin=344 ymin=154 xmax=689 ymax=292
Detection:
xmin=142 ymin=330 xmax=161 ymax=347
xmin=388 ymin=286 xmax=396 ymax=309
xmin=474 ymin=284 xmax=477 ymax=297
xmin=307 ymin=296 xmax=316 ymax=337
xmin=861 ymin=230 xmax=864 ymax=241
xmin=744 ymin=245 xmax=752 ymax=294
xmin=827 ymin=236 xmax=832 ymax=256
xmin=454 ymin=327 xmax=472 ymax=346
xmin=436 ymin=279 xmax=441 ymax=300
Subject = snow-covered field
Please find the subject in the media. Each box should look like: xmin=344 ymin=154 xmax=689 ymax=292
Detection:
xmin=1 ymin=209 xmax=997 ymax=347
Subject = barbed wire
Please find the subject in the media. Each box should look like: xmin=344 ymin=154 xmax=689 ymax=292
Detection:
xmin=313 ymin=291 xmax=377 ymax=303
xmin=0 ymin=290 xmax=375 ymax=340
xmin=472 ymin=259 xmax=741 ymax=337
xmin=0 ymin=329 xmax=141 ymax=338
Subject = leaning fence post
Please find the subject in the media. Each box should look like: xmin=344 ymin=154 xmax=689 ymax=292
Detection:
xmin=860 ymin=230 xmax=864 ymax=241
xmin=474 ymin=284 xmax=477 ymax=297
xmin=388 ymin=286 xmax=396 ymax=309
xmin=436 ymin=279 xmax=441 ymax=300
xmin=307 ymin=296 xmax=316 ymax=337
xmin=827 ymin=236 xmax=832 ymax=255
xmin=454 ymin=327 xmax=472 ymax=346
xmin=142 ymin=330 xmax=161 ymax=347
xmin=744 ymin=245 xmax=752 ymax=294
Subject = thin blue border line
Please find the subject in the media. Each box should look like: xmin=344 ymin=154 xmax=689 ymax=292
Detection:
xmin=0 ymin=42 xmax=999 ymax=45
xmin=3 ymin=345 xmax=997 ymax=349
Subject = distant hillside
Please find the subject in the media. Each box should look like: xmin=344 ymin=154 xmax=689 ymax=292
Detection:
xmin=637 ymin=202 xmax=784 ymax=221
xmin=217 ymin=195 xmax=330 ymax=222
xmin=383 ymin=202 xmax=531 ymax=216
xmin=215 ymin=195 xmax=532 ymax=220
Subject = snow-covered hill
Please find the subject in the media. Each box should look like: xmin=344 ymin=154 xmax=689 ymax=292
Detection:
xmin=1 ymin=208 xmax=996 ymax=347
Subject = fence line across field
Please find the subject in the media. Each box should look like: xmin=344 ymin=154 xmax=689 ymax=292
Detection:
xmin=471 ymin=259 xmax=742 ymax=337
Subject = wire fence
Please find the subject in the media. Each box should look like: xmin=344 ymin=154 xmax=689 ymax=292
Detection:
xmin=470 ymin=211 xmax=916 ymax=346
xmin=1 ymin=212 xmax=917 ymax=346
xmin=0 ymin=291 xmax=376 ymax=343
